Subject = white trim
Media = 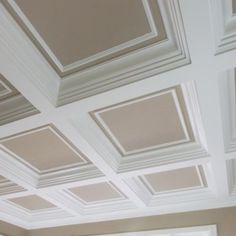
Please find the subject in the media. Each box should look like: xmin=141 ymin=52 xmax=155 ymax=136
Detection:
xmin=0 ymin=79 xmax=13 ymax=97
xmin=210 ymin=0 xmax=236 ymax=54
xmin=96 ymin=225 xmax=217 ymax=236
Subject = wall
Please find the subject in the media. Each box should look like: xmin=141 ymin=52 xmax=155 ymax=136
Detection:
xmin=26 ymin=206 xmax=236 ymax=236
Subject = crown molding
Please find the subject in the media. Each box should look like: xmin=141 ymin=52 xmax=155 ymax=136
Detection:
xmin=57 ymin=0 xmax=190 ymax=106
xmin=0 ymin=94 xmax=38 ymax=125
xmin=227 ymin=159 xmax=236 ymax=196
xmin=210 ymin=0 xmax=236 ymax=54
xmin=219 ymin=69 xmax=236 ymax=153
xmin=96 ymin=225 xmax=217 ymax=236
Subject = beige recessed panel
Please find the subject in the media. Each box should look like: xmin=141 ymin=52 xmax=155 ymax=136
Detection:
xmin=9 ymin=195 xmax=55 ymax=210
xmin=69 ymin=182 xmax=124 ymax=203
xmin=14 ymin=0 xmax=150 ymax=66
xmin=0 ymin=126 xmax=89 ymax=172
xmin=142 ymin=167 xmax=203 ymax=193
xmin=5 ymin=0 xmax=166 ymax=74
xmin=92 ymin=86 xmax=194 ymax=156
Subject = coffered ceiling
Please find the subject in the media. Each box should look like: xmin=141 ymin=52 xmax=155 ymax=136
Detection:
xmin=1 ymin=0 xmax=236 ymax=231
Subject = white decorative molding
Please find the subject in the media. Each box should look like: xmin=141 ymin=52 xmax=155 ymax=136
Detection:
xmin=0 ymin=178 xmax=24 ymax=197
xmin=210 ymin=0 xmax=236 ymax=54
xmin=0 ymin=94 xmax=38 ymax=125
xmin=96 ymin=225 xmax=217 ymax=236
xmin=57 ymin=0 xmax=190 ymax=105
xmin=219 ymin=69 xmax=236 ymax=153
xmin=226 ymin=159 xmax=236 ymax=196
xmin=92 ymin=88 xmax=192 ymax=156
xmin=46 ymin=187 xmax=136 ymax=216
xmin=0 ymin=79 xmax=13 ymax=97
xmin=0 ymin=3 xmax=60 ymax=106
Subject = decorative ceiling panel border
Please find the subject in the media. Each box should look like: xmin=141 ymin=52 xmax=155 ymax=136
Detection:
xmin=75 ymin=81 xmax=208 ymax=173
xmin=0 ymin=125 xmax=103 ymax=189
xmin=96 ymin=225 xmax=217 ymax=236
xmin=124 ymin=165 xmax=216 ymax=207
xmin=210 ymin=0 xmax=236 ymax=54
xmin=91 ymin=87 xmax=193 ymax=157
xmin=57 ymin=0 xmax=190 ymax=105
xmin=226 ymin=159 xmax=236 ymax=196
xmin=46 ymin=188 xmax=136 ymax=216
xmin=0 ymin=74 xmax=19 ymax=101
xmin=0 ymin=200 xmax=72 ymax=224
xmin=3 ymin=0 xmax=163 ymax=75
xmin=0 ymin=74 xmax=38 ymax=125
xmin=0 ymin=0 xmax=190 ymax=106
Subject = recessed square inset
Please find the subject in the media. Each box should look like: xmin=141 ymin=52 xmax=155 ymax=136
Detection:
xmin=9 ymin=195 xmax=55 ymax=210
xmin=91 ymin=86 xmax=194 ymax=156
xmin=0 ymin=125 xmax=89 ymax=172
xmin=69 ymin=182 xmax=125 ymax=204
xmin=13 ymin=0 xmax=158 ymax=66
xmin=141 ymin=167 xmax=205 ymax=194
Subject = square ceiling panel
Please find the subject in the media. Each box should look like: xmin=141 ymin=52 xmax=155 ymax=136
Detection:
xmin=69 ymin=182 xmax=125 ymax=204
xmin=8 ymin=195 xmax=55 ymax=211
xmin=0 ymin=125 xmax=89 ymax=172
xmin=91 ymin=86 xmax=194 ymax=156
xmin=7 ymin=0 xmax=165 ymax=73
xmin=141 ymin=166 xmax=206 ymax=194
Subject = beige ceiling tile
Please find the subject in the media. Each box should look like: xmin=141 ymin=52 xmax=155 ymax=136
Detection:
xmin=9 ymin=195 xmax=55 ymax=210
xmin=142 ymin=167 xmax=203 ymax=193
xmin=69 ymin=182 xmax=124 ymax=203
xmin=0 ymin=126 xmax=89 ymax=172
xmin=14 ymin=0 xmax=151 ymax=66
xmin=92 ymin=86 xmax=193 ymax=155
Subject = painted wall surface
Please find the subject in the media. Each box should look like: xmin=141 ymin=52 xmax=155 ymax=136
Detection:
xmin=0 ymin=220 xmax=26 ymax=236
xmin=26 ymin=207 xmax=236 ymax=236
